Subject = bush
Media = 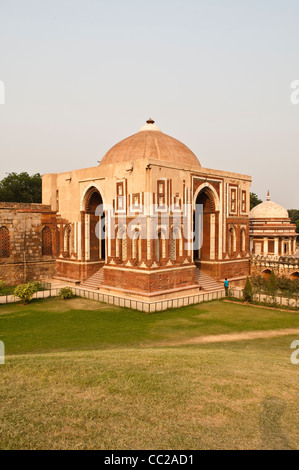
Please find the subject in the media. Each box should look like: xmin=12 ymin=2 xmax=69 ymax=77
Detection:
xmin=58 ymin=287 xmax=74 ymax=300
xmin=14 ymin=282 xmax=39 ymax=304
xmin=251 ymin=275 xmax=267 ymax=291
xmin=243 ymin=277 xmax=254 ymax=302
xmin=267 ymin=270 xmax=278 ymax=296
xmin=0 ymin=280 xmax=5 ymax=295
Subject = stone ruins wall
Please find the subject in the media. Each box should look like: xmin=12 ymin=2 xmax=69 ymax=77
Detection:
xmin=0 ymin=203 xmax=56 ymax=286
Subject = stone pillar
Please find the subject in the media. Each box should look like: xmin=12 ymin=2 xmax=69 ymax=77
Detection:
xmin=274 ymin=237 xmax=279 ymax=256
xmin=78 ymin=222 xmax=82 ymax=260
xmin=263 ymin=237 xmax=268 ymax=255
xmin=74 ymin=222 xmax=77 ymax=256
xmin=107 ymin=210 xmax=111 ymax=258
xmin=80 ymin=211 xmax=85 ymax=262
xmin=60 ymin=224 xmax=64 ymax=256
xmin=147 ymin=216 xmax=151 ymax=261
xmin=218 ymin=184 xmax=223 ymax=260
xmin=210 ymin=213 xmax=216 ymax=260
xmin=99 ymin=215 xmax=102 ymax=259
xmin=85 ymin=214 xmax=90 ymax=261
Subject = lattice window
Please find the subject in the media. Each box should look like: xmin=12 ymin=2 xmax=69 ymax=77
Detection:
xmin=0 ymin=227 xmax=10 ymax=258
xmin=171 ymin=233 xmax=176 ymax=261
xmin=42 ymin=227 xmax=52 ymax=256
xmin=122 ymin=233 xmax=127 ymax=261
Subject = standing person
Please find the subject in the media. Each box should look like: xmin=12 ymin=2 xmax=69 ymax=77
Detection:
xmin=224 ymin=278 xmax=229 ymax=296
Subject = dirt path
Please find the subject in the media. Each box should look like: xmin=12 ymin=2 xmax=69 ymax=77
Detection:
xmin=167 ymin=328 xmax=299 ymax=346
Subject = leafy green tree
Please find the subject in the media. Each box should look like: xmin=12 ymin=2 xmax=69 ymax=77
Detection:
xmin=243 ymin=277 xmax=254 ymax=302
xmin=0 ymin=172 xmax=42 ymax=203
xmin=288 ymin=209 xmax=299 ymax=238
xmin=250 ymin=193 xmax=263 ymax=210
xmin=288 ymin=209 xmax=299 ymax=225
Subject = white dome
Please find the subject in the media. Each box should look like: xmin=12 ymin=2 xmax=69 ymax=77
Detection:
xmin=250 ymin=195 xmax=289 ymax=220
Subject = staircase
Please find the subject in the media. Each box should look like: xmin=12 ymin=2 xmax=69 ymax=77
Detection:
xmin=196 ymin=269 xmax=224 ymax=292
xmin=80 ymin=269 xmax=104 ymax=290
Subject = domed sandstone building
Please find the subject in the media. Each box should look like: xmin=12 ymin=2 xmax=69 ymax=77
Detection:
xmin=42 ymin=119 xmax=252 ymax=299
xmin=250 ymin=192 xmax=299 ymax=279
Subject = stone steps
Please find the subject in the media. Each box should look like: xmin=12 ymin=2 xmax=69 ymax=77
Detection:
xmin=81 ymin=269 xmax=104 ymax=290
xmin=81 ymin=267 xmax=223 ymax=294
xmin=196 ymin=269 xmax=224 ymax=292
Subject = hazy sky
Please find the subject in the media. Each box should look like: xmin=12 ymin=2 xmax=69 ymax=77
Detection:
xmin=0 ymin=0 xmax=298 ymax=208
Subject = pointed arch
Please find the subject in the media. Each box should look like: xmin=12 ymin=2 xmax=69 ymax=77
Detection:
xmin=82 ymin=186 xmax=105 ymax=261
xmin=193 ymin=182 xmax=220 ymax=212
xmin=228 ymin=226 xmax=237 ymax=255
xmin=194 ymin=184 xmax=219 ymax=261
xmin=240 ymin=228 xmax=246 ymax=253
xmin=116 ymin=225 xmax=127 ymax=262
xmin=64 ymin=225 xmax=71 ymax=257
xmin=171 ymin=226 xmax=183 ymax=261
xmin=132 ymin=229 xmax=142 ymax=262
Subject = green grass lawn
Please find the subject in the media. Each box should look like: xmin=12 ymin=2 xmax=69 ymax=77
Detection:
xmin=0 ymin=298 xmax=299 ymax=450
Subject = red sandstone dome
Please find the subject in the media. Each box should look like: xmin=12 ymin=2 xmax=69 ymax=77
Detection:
xmin=99 ymin=119 xmax=201 ymax=167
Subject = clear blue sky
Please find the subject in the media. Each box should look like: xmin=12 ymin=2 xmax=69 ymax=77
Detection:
xmin=0 ymin=0 xmax=298 ymax=208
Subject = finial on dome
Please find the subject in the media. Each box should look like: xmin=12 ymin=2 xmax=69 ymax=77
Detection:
xmin=139 ymin=118 xmax=162 ymax=133
xmin=267 ymin=190 xmax=270 ymax=201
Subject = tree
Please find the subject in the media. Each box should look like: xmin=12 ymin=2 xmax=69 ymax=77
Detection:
xmin=288 ymin=209 xmax=299 ymax=236
xmin=243 ymin=277 xmax=254 ymax=302
xmin=0 ymin=172 xmax=42 ymax=203
xmin=250 ymin=193 xmax=262 ymax=210
xmin=267 ymin=270 xmax=278 ymax=296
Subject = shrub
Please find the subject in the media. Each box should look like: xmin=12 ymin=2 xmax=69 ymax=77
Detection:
xmin=14 ymin=282 xmax=39 ymax=304
xmin=243 ymin=277 xmax=254 ymax=302
xmin=267 ymin=270 xmax=278 ymax=296
xmin=277 ymin=275 xmax=293 ymax=293
xmin=0 ymin=280 xmax=5 ymax=295
xmin=58 ymin=287 xmax=74 ymax=300
xmin=251 ymin=275 xmax=267 ymax=291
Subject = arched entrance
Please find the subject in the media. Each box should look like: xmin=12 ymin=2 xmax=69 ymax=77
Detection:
xmin=291 ymin=272 xmax=299 ymax=281
xmin=262 ymin=269 xmax=271 ymax=279
xmin=194 ymin=187 xmax=217 ymax=262
xmin=85 ymin=187 xmax=105 ymax=261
